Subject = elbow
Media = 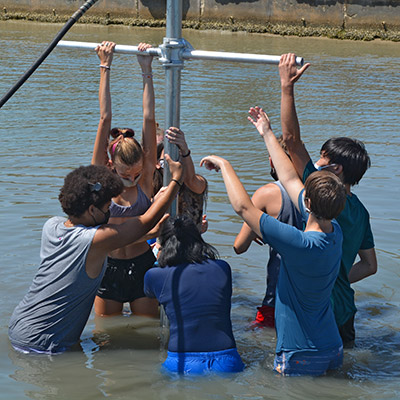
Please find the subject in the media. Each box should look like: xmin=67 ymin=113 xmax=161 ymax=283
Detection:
xmin=369 ymin=260 xmax=378 ymax=276
xmin=233 ymin=243 xmax=245 ymax=255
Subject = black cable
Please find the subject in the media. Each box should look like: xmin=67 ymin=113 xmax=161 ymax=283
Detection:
xmin=0 ymin=0 xmax=99 ymax=109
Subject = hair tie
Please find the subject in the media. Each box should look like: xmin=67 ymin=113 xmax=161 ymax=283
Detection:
xmin=111 ymin=141 xmax=119 ymax=157
xmin=111 ymin=135 xmax=124 ymax=157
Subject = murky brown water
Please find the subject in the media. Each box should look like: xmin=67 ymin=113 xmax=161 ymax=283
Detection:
xmin=1 ymin=20 xmax=399 ymax=400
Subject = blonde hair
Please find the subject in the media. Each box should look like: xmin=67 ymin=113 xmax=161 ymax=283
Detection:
xmin=108 ymin=135 xmax=143 ymax=166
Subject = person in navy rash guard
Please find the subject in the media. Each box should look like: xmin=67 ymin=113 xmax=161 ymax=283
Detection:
xmin=144 ymin=215 xmax=244 ymax=375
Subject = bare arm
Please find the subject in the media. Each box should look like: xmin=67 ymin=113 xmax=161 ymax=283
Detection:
xmin=165 ymin=127 xmax=207 ymax=194
xmin=279 ymin=53 xmax=311 ymax=177
xmin=92 ymin=41 xmax=115 ymax=166
xmin=86 ymin=155 xmax=183 ymax=277
xmin=200 ymin=156 xmax=263 ymax=238
xmin=234 ymin=183 xmax=281 ymax=254
xmin=137 ymin=43 xmax=157 ymax=197
xmin=348 ymin=248 xmax=377 ymax=284
xmin=248 ymin=107 xmax=304 ymax=211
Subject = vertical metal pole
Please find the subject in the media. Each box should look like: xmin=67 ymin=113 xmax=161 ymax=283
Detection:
xmin=162 ymin=0 xmax=184 ymax=216
xmin=159 ymin=0 xmax=184 ymax=336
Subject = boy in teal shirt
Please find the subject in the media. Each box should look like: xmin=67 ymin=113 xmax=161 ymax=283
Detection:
xmin=279 ymin=53 xmax=377 ymax=346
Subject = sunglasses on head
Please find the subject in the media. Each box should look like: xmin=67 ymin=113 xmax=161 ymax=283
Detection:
xmin=110 ymin=128 xmax=135 ymax=139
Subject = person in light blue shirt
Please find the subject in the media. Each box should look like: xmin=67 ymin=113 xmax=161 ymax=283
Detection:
xmin=201 ymin=107 xmax=347 ymax=376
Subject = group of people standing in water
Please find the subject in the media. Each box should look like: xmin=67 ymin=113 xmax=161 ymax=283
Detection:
xmin=8 ymin=40 xmax=377 ymax=377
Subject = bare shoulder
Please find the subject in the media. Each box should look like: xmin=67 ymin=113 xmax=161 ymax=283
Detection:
xmin=252 ymin=182 xmax=282 ymax=218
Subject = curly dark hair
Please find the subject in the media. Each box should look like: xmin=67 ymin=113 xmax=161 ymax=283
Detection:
xmin=59 ymin=165 xmax=123 ymax=218
xmin=157 ymin=215 xmax=219 ymax=267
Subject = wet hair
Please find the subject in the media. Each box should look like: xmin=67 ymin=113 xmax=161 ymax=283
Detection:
xmin=59 ymin=165 xmax=123 ymax=218
xmin=157 ymin=215 xmax=219 ymax=267
xmin=108 ymin=127 xmax=143 ymax=167
xmin=304 ymin=170 xmax=346 ymax=220
xmin=270 ymin=135 xmax=291 ymax=181
xmin=320 ymin=137 xmax=371 ymax=186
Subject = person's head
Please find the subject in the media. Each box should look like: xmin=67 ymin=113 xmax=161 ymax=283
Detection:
xmin=109 ymin=128 xmax=144 ymax=187
xmin=304 ymin=170 xmax=346 ymax=220
xmin=152 ymin=142 xmax=165 ymax=197
xmin=157 ymin=215 xmax=219 ymax=267
xmin=270 ymin=135 xmax=290 ymax=181
xmin=59 ymin=165 xmax=123 ymax=221
xmin=156 ymin=122 xmax=164 ymax=145
xmin=315 ymin=137 xmax=371 ymax=186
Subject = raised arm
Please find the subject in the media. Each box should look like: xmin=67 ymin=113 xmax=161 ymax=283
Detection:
xmin=137 ymin=42 xmax=157 ymax=196
xmin=279 ymin=53 xmax=311 ymax=177
xmin=200 ymin=156 xmax=263 ymax=238
xmin=92 ymin=41 xmax=115 ymax=166
xmin=165 ymin=127 xmax=207 ymax=194
xmin=248 ymin=107 xmax=304 ymax=211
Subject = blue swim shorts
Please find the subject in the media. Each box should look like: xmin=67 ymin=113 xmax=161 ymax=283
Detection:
xmin=274 ymin=345 xmax=343 ymax=376
xmin=162 ymin=348 xmax=245 ymax=375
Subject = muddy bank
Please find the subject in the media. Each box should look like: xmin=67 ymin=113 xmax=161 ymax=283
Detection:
xmin=1 ymin=9 xmax=399 ymax=42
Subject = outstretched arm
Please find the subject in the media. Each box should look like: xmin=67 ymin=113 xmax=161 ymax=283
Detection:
xmin=248 ymin=107 xmax=304 ymax=211
xmin=92 ymin=41 xmax=115 ymax=166
xmin=137 ymin=43 xmax=157 ymax=197
xmin=200 ymin=156 xmax=263 ymax=238
xmin=165 ymin=127 xmax=207 ymax=194
xmin=279 ymin=53 xmax=311 ymax=177
xmin=91 ymin=155 xmax=182 ymax=254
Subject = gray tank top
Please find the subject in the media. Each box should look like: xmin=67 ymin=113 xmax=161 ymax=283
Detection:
xmin=262 ymin=181 xmax=303 ymax=307
xmin=8 ymin=217 xmax=106 ymax=353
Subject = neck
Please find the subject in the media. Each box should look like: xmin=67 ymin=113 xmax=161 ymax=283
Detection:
xmin=305 ymin=214 xmax=333 ymax=233
xmin=64 ymin=213 xmax=92 ymax=228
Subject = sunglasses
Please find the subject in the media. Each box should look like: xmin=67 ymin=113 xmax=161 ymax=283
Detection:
xmin=110 ymin=128 xmax=135 ymax=139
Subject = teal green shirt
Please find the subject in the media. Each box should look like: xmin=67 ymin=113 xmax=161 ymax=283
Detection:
xmin=303 ymin=161 xmax=374 ymax=326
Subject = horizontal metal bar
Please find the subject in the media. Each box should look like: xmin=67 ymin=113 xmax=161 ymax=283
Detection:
xmin=57 ymin=40 xmax=304 ymax=66
xmin=58 ymin=40 xmax=161 ymax=56
xmin=182 ymin=50 xmax=304 ymax=66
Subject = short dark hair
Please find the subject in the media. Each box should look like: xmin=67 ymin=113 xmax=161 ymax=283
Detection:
xmin=59 ymin=165 xmax=123 ymax=217
xmin=320 ymin=137 xmax=371 ymax=186
xmin=304 ymin=170 xmax=346 ymax=220
xmin=157 ymin=215 xmax=219 ymax=267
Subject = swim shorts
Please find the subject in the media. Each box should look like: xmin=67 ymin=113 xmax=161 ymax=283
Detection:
xmin=97 ymin=249 xmax=156 ymax=303
xmin=274 ymin=345 xmax=343 ymax=376
xmin=338 ymin=314 xmax=355 ymax=348
xmin=162 ymin=348 xmax=245 ymax=375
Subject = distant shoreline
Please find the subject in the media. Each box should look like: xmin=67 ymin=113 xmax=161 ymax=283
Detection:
xmin=1 ymin=12 xmax=400 ymax=43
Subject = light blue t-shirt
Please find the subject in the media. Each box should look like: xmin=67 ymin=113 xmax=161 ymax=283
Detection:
xmin=260 ymin=190 xmax=343 ymax=355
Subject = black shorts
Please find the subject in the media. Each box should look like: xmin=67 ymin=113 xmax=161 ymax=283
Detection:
xmin=97 ymin=249 xmax=156 ymax=303
xmin=338 ymin=314 xmax=355 ymax=348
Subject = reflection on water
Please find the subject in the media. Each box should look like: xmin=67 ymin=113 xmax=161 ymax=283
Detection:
xmin=1 ymin=20 xmax=400 ymax=400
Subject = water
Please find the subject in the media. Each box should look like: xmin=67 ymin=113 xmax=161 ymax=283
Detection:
xmin=1 ymin=20 xmax=399 ymax=399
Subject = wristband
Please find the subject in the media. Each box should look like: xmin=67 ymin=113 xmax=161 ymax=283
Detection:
xmin=171 ymin=178 xmax=182 ymax=187
xmin=142 ymin=73 xmax=153 ymax=78
xmin=181 ymin=149 xmax=191 ymax=158
xmin=100 ymin=65 xmax=110 ymax=70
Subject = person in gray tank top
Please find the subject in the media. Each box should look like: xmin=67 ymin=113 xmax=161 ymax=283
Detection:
xmin=9 ymin=160 xmax=183 ymax=354
xmin=234 ymin=136 xmax=302 ymax=328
